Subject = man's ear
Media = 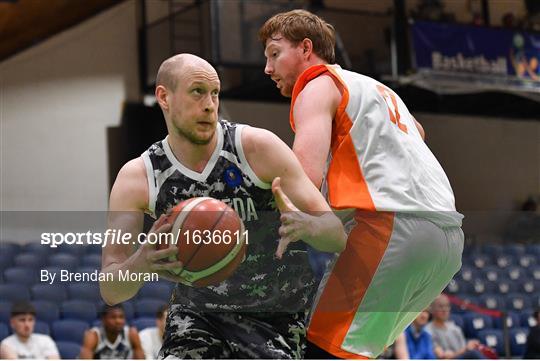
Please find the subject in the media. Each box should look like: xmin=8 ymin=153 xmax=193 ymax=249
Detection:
xmin=155 ymin=85 xmax=169 ymax=111
xmin=301 ymin=38 xmax=313 ymax=59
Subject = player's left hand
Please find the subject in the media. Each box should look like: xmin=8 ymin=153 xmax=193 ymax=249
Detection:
xmin=272 ymin=177 xmax=316 ymax=259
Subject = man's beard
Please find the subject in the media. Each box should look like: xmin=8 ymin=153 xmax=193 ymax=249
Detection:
xmin=177 ymin=124 xmax=215 ymax=145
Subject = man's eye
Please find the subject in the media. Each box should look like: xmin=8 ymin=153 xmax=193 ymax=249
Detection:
xmin=192 ymin=88 xmax=202 ymax=94
xmin=272 ymin=52 xmax=278 ymax=57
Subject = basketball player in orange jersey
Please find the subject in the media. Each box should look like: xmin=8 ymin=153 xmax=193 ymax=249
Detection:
xmin=100 ymin=53 xmax=347 ymax=358
xmin=260 ymin=9 xmax=464 ymax=359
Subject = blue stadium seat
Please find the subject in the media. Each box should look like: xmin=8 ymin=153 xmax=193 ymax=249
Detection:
xmin=444 ymin=279 xmax=460 ymax=295
xmin=0 ymin=253 xmax=14 ymax=271
xmin=477 ymin=329 xmax=504 ymax=355
xmin=68 ymin=283 xmax=101 ymax=303
xmin=137 ymin=282 xmax=172 ymax=300
xmin=56 ymin=341 xmax=81 ymax=359
xmin=0 ymin=322 xmax=8 ymax=341
xmin=48 ymin=253 xmax=79 ymax=270
xmin=495 ymin=279 xmax=517 ymax=294
xmin=14 ymin=252 xmax=48 ymax=268
xmin=132 ymin=317 xmax=155 ymax=331
xmin=31 ymin=284 xmax=68 ymax=303
xmin=520 ymin=310 xmax=537 ymax=328
xmin=520 ymin=279 xmax=539 ymax=294
xmin=456 ymin=265 xmax=474 ymax=282
xmin=506 ymin=266 xmax=526 ymax=281
xmin=495 ymin=255 xmax=515 ymax=268
xmin=61 ymin=300 xmax=97 ymax=323
xmin=21 ymin=242 xmax=51 ymax=256
xmin=34 ymin=320 xmax=50 ymax=335
xmin=507 ymin=293 xmax=532 ymax=311
xmin=56 ymin=244 xmax=86 ymax=257
xmin=3 ymin=267 xmax=38 ymax=286
xmin=0 ymin=284 xmax=30 ymax=302
xmin=518 ymin=255 xmax=537 ymax=268
xmin=525 ymin=244 xmax=540 ymax=257
xmin=471 ymin=278 xmax=494 ymax=295
xmin=32 ymin=300 xmax=60 ymax=323
xmin=504 ymin=244 xmax=526 ymax=256
xmin=533 ymin=294 xmax=540 ymax=309
xmin=482 ymin=266 xmax=502 ymax=282
xmin=76 ymin=266 xmax=100 ymax=274
xmin=85 ymin=245 xmax=102 ymax=255
xmin=0 ymin=301 xmax=11 ymax=323
xmin=81 ymin=254 xmax=102 ymax=268
xmin=51 ymin=320 xmax=88 ymax=343
xmin=478 ymin=294 xmax=505 ymax=311
xmin=0 ymin=243 xmax=22 ymax=259
xmin=480 ymin=244 xmax=503 ymax=256
xmin=530 ymin=266 xmax=540 ymax=281
xmin=135 ymin=299 xmax=166 ymax=318
xmin=493 ymin=311 xmax=521 ymax=329
xmin=470 ymin=254 xmax=491 ymax=269
xmin=463 ymin=313 xmax=493 ymax=339
xmin=510 ymin=328 xmax=529 ymax=357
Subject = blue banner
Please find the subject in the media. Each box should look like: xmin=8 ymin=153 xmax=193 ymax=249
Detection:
xmin=411 ymin=21 xmax=540 ymax=82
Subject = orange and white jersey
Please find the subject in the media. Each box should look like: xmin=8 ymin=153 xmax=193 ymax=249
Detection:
xmin=290 ymin=64 xmax=463 ymax=227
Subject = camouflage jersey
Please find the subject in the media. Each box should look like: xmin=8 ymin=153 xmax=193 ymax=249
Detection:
xmin=141 ymin=120 xmax=317 ymax=313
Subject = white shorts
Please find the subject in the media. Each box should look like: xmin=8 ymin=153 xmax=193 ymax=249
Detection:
xmin=307 ymin=211 xmax=463 ymax=358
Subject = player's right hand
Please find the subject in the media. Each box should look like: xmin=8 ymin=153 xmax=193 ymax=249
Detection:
xmin=133 ymin=214 xmax=184 ymax=275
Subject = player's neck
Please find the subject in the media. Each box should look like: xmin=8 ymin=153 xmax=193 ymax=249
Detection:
xmin=105 ymin=330 xmax=120 ymax=343
xmin=168 ymin=132 xmax=218 ymax=173
xmin=433 ymin=319 xmax=447 ymax=328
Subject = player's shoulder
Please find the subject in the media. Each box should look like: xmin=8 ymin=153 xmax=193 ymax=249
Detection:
xmin=110 ymin=157 xmax=149 ymax=211
xmin=119 ymin=157 xmax=146 ymax=177
xmin=240 ymin=126 xmax=283 ymax=154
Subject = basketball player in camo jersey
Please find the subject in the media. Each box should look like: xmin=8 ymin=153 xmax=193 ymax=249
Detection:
xmin=100 ymin=53 xmax=347 ymax=358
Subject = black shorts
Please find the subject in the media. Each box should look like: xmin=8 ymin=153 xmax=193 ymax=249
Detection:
xmin=159 ymin=305 xmax=307 ymax=359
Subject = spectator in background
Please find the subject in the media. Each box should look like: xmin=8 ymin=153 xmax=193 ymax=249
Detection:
xmin=524 ymin=309 xmax=540 ymax=358
xmin=426 ymin=294 xmax=485 ymax=359
xmin=79 ymin=304 xmax=144 ymax=359
xmin=404 ymin=310 xmax=436 ymax=359
xmin=0 ymin=302 xmax=59 ymax=359
xmin=138 ymin=305 xmax=167 ymax=359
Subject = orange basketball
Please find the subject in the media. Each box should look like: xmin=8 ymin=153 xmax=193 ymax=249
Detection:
xmin=156 ymin=197 xmax=247 ymax=287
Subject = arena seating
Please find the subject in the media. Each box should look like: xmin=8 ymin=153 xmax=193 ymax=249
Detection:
xmin=0 ymin=241 xmax=538 ymax=358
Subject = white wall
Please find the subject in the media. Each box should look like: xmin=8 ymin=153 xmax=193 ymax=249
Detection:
xmin=1 ymin=1 xmax=139 ymax=211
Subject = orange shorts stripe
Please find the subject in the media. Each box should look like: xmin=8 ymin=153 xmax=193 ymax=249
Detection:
xmin=307 ymin=211 xmax=395 ymax=357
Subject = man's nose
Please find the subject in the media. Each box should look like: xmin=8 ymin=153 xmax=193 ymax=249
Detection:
xmin=264 ymin=60 xmax=273 ymax=75
xmin=203 ymin=94 xmax=216 ymax=113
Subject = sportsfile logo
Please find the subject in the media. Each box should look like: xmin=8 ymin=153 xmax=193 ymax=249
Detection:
xmin=40 ymin=228 xmax=248 ymax=248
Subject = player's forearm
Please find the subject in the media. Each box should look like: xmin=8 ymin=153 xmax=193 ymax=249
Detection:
xmin=303 ymin=212 xmax=347 ymax=253
xmin=99 ymin=249 xmax=147 ymax=305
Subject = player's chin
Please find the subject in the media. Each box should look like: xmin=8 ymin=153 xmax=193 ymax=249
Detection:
xmin=280 ymin=87 xmax=293 ymax=98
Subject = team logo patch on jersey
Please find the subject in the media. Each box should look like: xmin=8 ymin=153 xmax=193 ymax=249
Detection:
xmin=223 ymin=166 xmax=243 ymax=188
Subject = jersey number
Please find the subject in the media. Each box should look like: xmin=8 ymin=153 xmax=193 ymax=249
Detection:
xmin=376 ymin=85 xmax=408 ymax=133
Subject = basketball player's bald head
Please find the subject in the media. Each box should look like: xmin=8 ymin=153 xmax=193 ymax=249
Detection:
xmin=156 ymin=53 xmax=218 ymax=91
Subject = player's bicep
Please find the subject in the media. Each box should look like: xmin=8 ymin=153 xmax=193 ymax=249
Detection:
xmin=104 ymin=158 xmax=148 ymax=269
xmin=292 ymin=76 xmax=337 ymax=188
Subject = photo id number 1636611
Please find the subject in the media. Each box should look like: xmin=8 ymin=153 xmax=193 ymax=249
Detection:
xmin=184 ymin=229 xmax=248 ymax=245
